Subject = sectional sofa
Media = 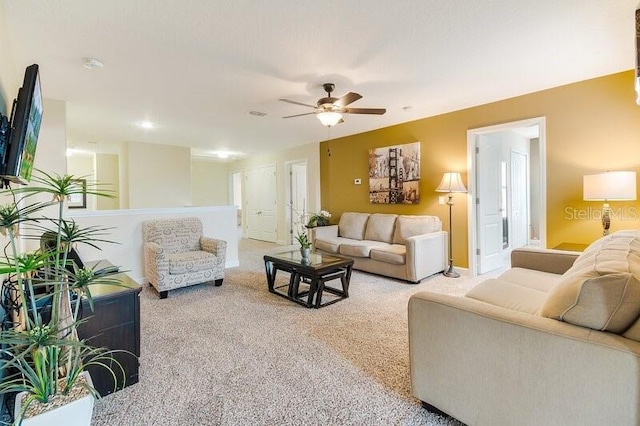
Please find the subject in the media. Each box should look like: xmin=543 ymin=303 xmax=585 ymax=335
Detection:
xmin=409 ymin=230 xmax=640 ymax=425
xmin=309 ymin=212 xmax=447 ymax=283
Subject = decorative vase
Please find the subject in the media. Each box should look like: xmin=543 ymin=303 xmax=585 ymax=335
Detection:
xmin=300 ymin=247 xmax=311 ymax=260
xmin=14 ymin=371 xmax=95 ymax=426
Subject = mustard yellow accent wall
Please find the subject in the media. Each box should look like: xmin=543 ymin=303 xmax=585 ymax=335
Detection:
xmin=320 ymin=71 xmax=640 ymax=268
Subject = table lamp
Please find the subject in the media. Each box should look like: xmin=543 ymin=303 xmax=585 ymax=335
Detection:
xmin=583 ymin=171 xmax=637 ymax=236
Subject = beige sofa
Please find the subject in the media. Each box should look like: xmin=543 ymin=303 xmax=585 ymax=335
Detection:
xmin=409 ymin=230 xmax=640 ymax=425
xmin=310 ymin=212 xmax=446 ymax=283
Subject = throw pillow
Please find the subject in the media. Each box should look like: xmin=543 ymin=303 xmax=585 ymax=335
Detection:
xmin=539 ymin=272 xmax=640 ymax=333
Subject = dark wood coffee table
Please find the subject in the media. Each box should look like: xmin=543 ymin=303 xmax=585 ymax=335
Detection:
xmin=264 ymin=251 xmax=354 ymax=308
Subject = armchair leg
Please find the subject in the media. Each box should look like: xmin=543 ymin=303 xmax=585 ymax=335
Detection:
xmin=159 ymin=291 xmax=168 ymax=299
xmin=214 ymin=279 xmax=223 ymax=287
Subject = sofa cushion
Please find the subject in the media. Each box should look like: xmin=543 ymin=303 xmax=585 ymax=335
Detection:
xmin=167 ymin=250 xmax=217 ymax=274
xmin=623 ymin=317 xmax=640 ymax=342
xmin=339 ymin=240 xmax=388 ymax=258
xmin=466 ymin=278 xmax=549 ymax=314
xmin=539 ymin=230 xmax=640 ymax=333
xmin=370 ymin=244 xmax=406 ymax=265
xmin=364 ymin=213 xmax=398 ymax=243
xmin=539 ymin=273 xmax=640 ymax=333
xmin=314 ymin=237 xmax=353 ymax=254
xmin=569 ymin=230 xmax=640 ymax=280
xmin=338 ymin=212 xmax=370 ymax=241
xmin=498 ymin=267 xmax=563 ymax=293
xmin=393 ymin=215 xmax=441 ymax=244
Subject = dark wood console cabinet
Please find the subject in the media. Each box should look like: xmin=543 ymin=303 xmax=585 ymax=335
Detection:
xmin=76 ymin=271 xmax=141 ymax=396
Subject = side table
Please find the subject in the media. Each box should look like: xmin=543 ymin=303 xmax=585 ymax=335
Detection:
xmin=76 ymin=265 xmax=141 ymax=396
xmin=552 ymin=243 xmax=589 ymax=252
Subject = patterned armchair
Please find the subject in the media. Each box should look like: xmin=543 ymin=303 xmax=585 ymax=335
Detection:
xmin=142 ymin=217 xmax=227 ymax=299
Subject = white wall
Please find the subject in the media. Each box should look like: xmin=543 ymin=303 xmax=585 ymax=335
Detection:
xmin=68 ymin=206 xmax=239 ymax=283
xmin=67 ymin=153 xmax=97 ymax=210
xmin=16 ymin=98 xmax=67 ymax=251
xmin=126 ymin=141 xmax=191 ymax=208
xmin=0 ymin=3 xmax=17 ymax=116
xmin=228 ymin=142 xmax=321 ymax=245
xmin=96 ymin=153 xmax=120 ymax=210
xmin=35 ymin=99 xmax=67 ymax=176
xmin=191 ymin=159 xmax=229 ymax=206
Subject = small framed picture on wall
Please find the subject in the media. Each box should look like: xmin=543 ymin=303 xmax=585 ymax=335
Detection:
xmin=68 ymin=179 xmax=87 ymax=209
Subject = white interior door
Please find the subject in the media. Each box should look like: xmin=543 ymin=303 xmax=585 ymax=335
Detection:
xmin=246 ymin=165 xmax=277 ymax=242
xmin=468 ymin=117 xmax=546 ymax=277
xmin=510 ymin=150 xmax=529 ymax=249
xmin=289 ymin=162 xmax=307 ymax=243
xmin=476 ymin=135 xmax=504 ymax=274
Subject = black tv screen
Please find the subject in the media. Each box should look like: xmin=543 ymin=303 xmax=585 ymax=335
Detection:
xmin=2 ymin=64 xmax=43 ymax=184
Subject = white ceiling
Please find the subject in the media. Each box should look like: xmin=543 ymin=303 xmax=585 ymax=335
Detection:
xmin=1 ymin=0 xmax=637 ymax=159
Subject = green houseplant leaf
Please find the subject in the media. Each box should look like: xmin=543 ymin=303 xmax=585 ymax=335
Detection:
xmin=0 ymin=169 xmax=130 ymax=424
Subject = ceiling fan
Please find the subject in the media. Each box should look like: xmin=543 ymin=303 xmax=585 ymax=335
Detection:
xmin=279 ymin=83 xmax=386 ymax=127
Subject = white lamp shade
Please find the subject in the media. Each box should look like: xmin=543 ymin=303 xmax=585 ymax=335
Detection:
xmin=436 ymin=172 xmax=467 ymax=193
xmin=583 ymin=171 xmax=637 ymax=201
xmin=317 ymin=111 xmax=343 ymax=127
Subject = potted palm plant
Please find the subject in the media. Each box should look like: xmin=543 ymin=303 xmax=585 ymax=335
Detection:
xmin=0 ymin=170 xmax=127 ymax=426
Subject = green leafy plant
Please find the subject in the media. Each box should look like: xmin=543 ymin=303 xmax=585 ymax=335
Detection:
xmin=0 ymin=170 xmax=128 ymax=424
xmin=294 ymin=232 xmax=311 ymax=249
xmin=306 ymin=210 xmax=331 ymax=228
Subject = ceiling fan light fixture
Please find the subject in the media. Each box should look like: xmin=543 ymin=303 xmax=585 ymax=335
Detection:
xmin=317 ymin=111 xmax=343 ymax=127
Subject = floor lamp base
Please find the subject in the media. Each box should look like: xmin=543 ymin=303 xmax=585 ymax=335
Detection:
xmin=443 ymin=264 xmax=460 ymax=278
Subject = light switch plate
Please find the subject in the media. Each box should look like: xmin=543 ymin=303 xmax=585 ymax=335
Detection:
xmin=354 ymin=178 xmax=362 ymax=185
xmin=438 ymin=196 xmax=445 ymax=205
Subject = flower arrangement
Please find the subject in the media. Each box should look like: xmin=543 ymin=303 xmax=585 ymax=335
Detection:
xmin=306 ymin=210 xmax=331 ymax=228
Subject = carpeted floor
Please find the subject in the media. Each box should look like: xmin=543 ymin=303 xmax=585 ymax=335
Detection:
xmin=91 ymin=239 xmax=490 ymax=426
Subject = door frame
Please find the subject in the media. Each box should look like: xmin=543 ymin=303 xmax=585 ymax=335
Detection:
xmin=228 ymin=169 xmax=243 ymax=237
xmin=467 ymin=116 xmax=547 ymax=276
xmin=284 ymin=159 xmax=308 ymax=245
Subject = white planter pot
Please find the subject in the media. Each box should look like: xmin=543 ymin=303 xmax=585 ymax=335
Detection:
xmin=14 ymin=371 xmax=95 ymax=426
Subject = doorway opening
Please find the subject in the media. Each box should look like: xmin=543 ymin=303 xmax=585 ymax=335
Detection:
xmin=285 ymin=160 xmax=308 ymax=244
xmin=467 ymin=117 xmax=547 ymax=276
xmin=230 ymin=171 xmax=243 ymax=238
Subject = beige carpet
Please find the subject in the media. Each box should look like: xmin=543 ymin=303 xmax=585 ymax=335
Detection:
xmin=91 ymin=239 xmax=489 ymax=425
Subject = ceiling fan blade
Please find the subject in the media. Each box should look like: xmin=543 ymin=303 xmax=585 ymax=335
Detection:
xmin=343 ymin=107 xmax=386 ymax=115
xmin=334 ymin=92 xmax=362 ymax=108
xmin=279 ymin=98 xmax=317 ymax=108
xmin=282 ymin=112 xmax=317 ymax=119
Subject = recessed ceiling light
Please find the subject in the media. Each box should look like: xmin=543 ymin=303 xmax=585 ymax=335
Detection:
xmin=191 ymin=150 xmax=244 ymax=160
xmin=137 ymin=121 xmax=155 ymax=129
xmin=82 ymin=57 xmax=104 ymax=70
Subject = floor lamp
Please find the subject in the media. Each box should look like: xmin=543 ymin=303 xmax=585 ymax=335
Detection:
xmin=436 ymin=172 xmax=467 ymax=278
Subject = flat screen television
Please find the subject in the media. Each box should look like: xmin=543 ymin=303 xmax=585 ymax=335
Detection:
xmin=1 ymin=64 xmax=43 ymax=185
